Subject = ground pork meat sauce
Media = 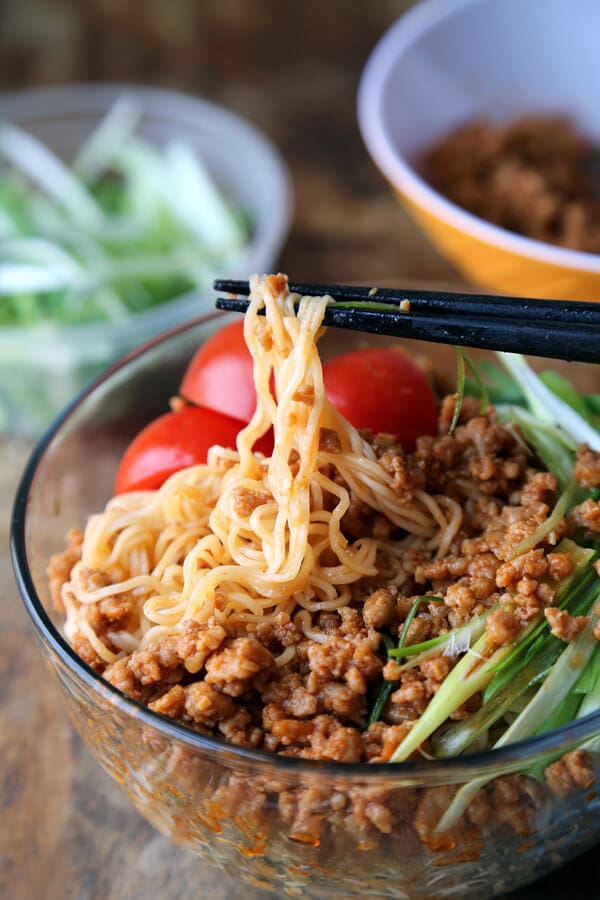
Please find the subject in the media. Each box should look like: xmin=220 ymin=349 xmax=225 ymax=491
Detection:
xmin=424 ymin=116 xmax=600 ymax=253
xmin=49 ymin=397 xmax=600 ymax=850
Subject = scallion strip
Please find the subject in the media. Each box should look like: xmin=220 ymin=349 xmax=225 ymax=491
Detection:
xmin=388 ymin=626 xmax=543 ymax=763
xmin=483 ymin=542 xmax=597 ymax=701
xmin=388 ymin=611 xmax=492 ymax=664
xmin=449 ymin=347 xmax=466 ymax=433
xmin=431 ymin=638 xmax=562 ymax=758
xmin=0 ymin=121 xmax=104 ymax=229
xmin=367 ymin=598 xmax=444 ymax=727
xmin=437 ymin=599 xmax=600 ymax=833
xmin=462 ymin=349 xmax=490 ymax=414
xmin=540 ymin=370 xmax=598 ymax=428
xmin=496 ymin=404 xmax=576 ymax=492
xmin=499 ymin=352 xmax=600 ymax=452
xmin=389 ymin=543 xmax=595 ymax=764
xmin=509 ymin=478 xmax=579 ymax=559
xmin=367 ymin=635 xmax=395 ymax=727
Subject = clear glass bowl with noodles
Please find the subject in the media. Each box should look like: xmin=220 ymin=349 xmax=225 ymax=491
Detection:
xmin=11 ymin=313 xmax=600 ymax=899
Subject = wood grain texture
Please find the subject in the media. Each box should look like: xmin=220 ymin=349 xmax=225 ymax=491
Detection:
xmin=1 ymin=2 xmax=599 ymax=899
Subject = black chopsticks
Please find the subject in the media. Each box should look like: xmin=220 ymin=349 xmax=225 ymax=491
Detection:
xmin=214 ymin=279 xmax=600 ymax=364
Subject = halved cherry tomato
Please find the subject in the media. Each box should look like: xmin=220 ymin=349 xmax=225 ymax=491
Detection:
xmin=114 ymin=405 xmax=271 ymax=494
xmin=180 ymin=320 xmax=257 ymax=421
xmin=322 ymin=347 xmax=437 ymax=451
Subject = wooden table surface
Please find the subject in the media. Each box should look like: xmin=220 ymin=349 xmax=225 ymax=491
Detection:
xmin=1 ymin=2 xmax=599 ymax=898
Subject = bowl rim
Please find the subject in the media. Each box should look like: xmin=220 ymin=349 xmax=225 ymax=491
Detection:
xmin=357 ymin=0 xmax=600 ymax=277
xmin=0 ymin=81 xmax=293 ymax=339
xmin=11 ymin=312 xmax=600 ymax=781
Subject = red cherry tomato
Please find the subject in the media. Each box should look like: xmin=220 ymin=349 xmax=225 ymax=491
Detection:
xmin=322 ymin=347 xmax=437 ymax=451
xmin=179 ymin=322 xmax=437 ymax=451
xmin=180 ymin=320 xmax=257 ymax=421
xmin=114 ymin=405 xmax=271 ymax=494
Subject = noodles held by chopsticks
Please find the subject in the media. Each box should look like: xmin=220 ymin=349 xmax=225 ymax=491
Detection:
xmin=60 ymin=274 xmax=455 ymax=663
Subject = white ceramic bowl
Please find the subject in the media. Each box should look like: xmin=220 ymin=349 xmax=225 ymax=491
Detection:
xmin=358 ymin=0 xmax=600 ymax=301
xmin=0 ymin=83 xmax=292 ymax=435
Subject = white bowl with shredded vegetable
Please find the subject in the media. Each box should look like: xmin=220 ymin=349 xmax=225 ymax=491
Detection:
xmin=0 ymin=83 xmax=292 ymax=435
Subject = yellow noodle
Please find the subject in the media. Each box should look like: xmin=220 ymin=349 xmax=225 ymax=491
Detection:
xmin=62 ymin=274 xmax=452 ymax=656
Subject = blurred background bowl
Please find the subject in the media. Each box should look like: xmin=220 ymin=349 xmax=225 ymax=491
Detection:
xmin=11 ymin=315 xmax=600 ymax=900
xmin=357 ymin=0 xmax=600 ymax=302
xmin=0 ymin=83 xmax=292 ymax=436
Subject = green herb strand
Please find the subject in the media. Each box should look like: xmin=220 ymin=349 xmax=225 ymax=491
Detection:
xmin=367 ymin=597 xmax=443 ymax=727
xmin=449 ymin=347 xmax=466 ymax=433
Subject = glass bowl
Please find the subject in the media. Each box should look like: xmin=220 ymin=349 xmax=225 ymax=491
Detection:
xmin=11 ymin=316 xmax=600 ymax=899
xmin=0 ymin=83 xmax=292 ymax=435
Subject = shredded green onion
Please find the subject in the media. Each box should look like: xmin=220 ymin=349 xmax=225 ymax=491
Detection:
xmin=388 ymin=611 xmax=492 ymax=663
xmin=509 ymin=478 xmax=580 ymax=559
xmin=367 ymin=597 xmax=444 ymax=727
xmin=499 ymin=353 xmax=600 ymax=452
xmin=462 ymin=349 xmax=490 ymax=414
xmin=0 ymin=97 xmax=250 ymax=326
xmin=449 ymin=347 xmax=466 ymax=433
xmin=437 ymin=594 xmax=600 ymax=832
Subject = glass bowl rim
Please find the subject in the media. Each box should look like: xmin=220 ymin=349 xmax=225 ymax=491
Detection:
xmin=11 ymin=312 xmax=600 ymax=782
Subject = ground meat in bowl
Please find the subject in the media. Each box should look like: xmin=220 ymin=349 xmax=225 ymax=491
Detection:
xmin=48 ymin=398 xmax=600 ymax=856
xmin=424 ymin=115 xmax=600 ymax=253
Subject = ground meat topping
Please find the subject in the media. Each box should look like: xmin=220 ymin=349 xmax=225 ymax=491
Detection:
xmin=72 ymin=632 xmax=105 ymax=673
xmin=363 ymin=587 xmax=396 ymax=631
xmin=104 ymin=657 xmax=145 ymax=700
xmin=204 ymin=637 xmax=275 ymax=696
xmin=97 ymin=594 xmax=134 ymax=624
xmin=377 ymin=447 xmax=412 ymax=496
xmin=148 ymin=684 xmax=186 ymax=719
xmin=293 ymin=384 xmax=315 ymax=405
xmin=303 ymin=633 xmax=382 ymax=684
xmin=425 ymin=115 xmax=600 ymax=252
xmin=546 ymin=551 xmax=574 ymax=581
xmin=320 ymin=725 xmax=364 ymax=762
xmin=176 ymin=622 xmax=227 ymax=674
xmin=444 ymin=582 xmax=478 ymax=623
xmin=364 ymin=721 xmax=414 ymax=762
xmin=232 ymin=487 xmax=272 ymax=517
xmin=545 ymin=749 xmax=596 ymax=797
xmin=575 ymin=444 xmax=600 ymax=488
xmin=544 ymin=607 xmax=589 ymax=642
xmin=572 ymin=498 xmax=600 ymax=533
xmin=318 ymin=427 xmax=342 ymax=453
xmin=465 ymin=775 xmax=545 ymax=836
xmin=486 ymin=607 xmax=521 ymax=646
xmin=496 ymin=549 xmax=549 ymax=587
xmin=519 ymin=470 xmax=558 ymax=506
xmin=182 ymin=682 xmax=237 ymax=724
xmin=128 ymin=637 xmax=182 ymax=686
xmin=254 ymin=611 xmax=303 ymax=649
xmin=47 ymin=528 xmax=83 ymax=611
xmin=419 ymin=654 xmax=453 ymax=692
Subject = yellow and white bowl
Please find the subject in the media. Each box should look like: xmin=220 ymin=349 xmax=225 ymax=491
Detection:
xmin=358 ymin=0 xmax=600 ymax=301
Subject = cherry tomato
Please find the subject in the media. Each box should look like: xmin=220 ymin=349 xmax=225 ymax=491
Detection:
xmin=180 ymin=320 xmax=257 ymax=421
xmin=179 ymin=321 xmax=437 ymax=451
xmin=322 ymin=347 xmax=437 ymax=450
xmin=114 ymin=405 xmax=271 ymax=494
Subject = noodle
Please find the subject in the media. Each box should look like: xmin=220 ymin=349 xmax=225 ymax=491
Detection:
xmin=62 ymin=273 xmax=453 ymax=663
